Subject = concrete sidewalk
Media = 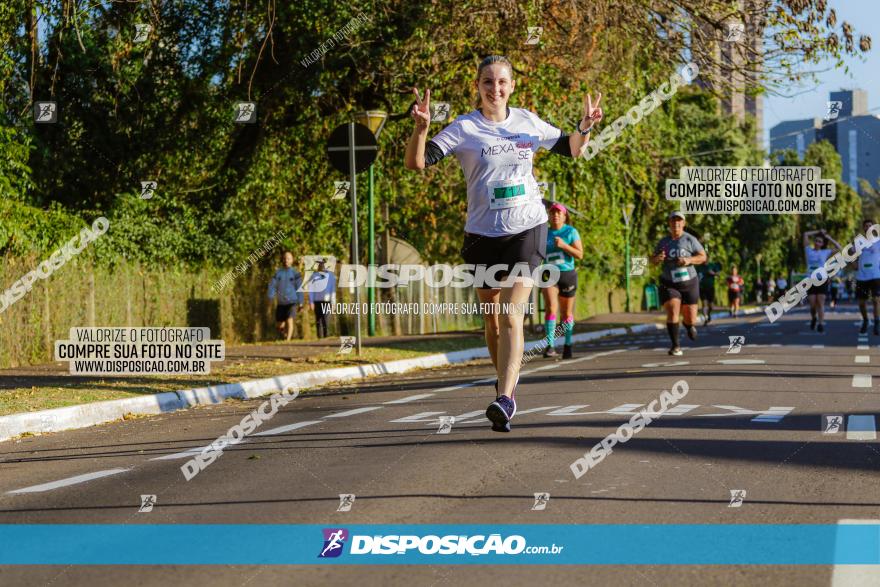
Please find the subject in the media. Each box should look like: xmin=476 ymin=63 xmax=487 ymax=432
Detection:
xmin=0 ymin=307 xmax=763 ymax=442
xmin=0 ymin=311 xmax=675 ymax=385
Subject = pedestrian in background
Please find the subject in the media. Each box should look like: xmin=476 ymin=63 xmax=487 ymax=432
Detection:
xmin=306 ymin=258 xmax=336 ymax=339
xmin=268 ymin=251 xmax=304 ymax=341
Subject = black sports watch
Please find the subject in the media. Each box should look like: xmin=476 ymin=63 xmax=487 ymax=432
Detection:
xmin=577 ymin=119 xmax=593 ymax=135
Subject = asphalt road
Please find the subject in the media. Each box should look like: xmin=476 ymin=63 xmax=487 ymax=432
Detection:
xmin=0 ymin=304 xmax=878 ymax=586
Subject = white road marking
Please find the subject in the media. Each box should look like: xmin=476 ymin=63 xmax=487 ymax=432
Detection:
xmin=546 ymin=405 xmax=592 ymax=416
xmin=751 ymin=407 xmax=795 ymax=423
xmin=857 ymin=345 xmax=869 ymax=351
xmin=831 ymin=519 xmax=880 ymax=586
xmin=512 ymin=406 xmax=562 ymax=416
xmin=717 ymin=359 xmax=766 ymax=365
xmin=390 ymin=412 xmax=446 ymax=423
xmin=641 ymin=361 xmax=689 ymax=367
xmin=852 ymin=375 xmax=873 ymax=388
xmin=698 ymin=405 xmax=762 ymax=418
xmin=855 ymin=356 xmax=870 ymax=364
xmin=251 ymin=420 xmax=321 ymax=436
xmin=7 ymin=468 xmax=131 ymax=494
xmin=605 ymin=404 xmax=647 ymax=415
xmin=384 ymin=394 xmax=435 ymax=404
xmin=151 ymin=446 xmax=216 ymax=461
xmin=846 ymin=415 xmax=877 ymax=440
xmin=530 ymin=363 xmax=561 ymax=372
xmin=811 ymin=344 xmax=824 ymax=348
xmin=660 ymin=404 xmax=700 ymax=416
xmin=325 ymin=406 xmax=383 ymax=418
xmin=437 ymin=410 xmax=485 ymax=425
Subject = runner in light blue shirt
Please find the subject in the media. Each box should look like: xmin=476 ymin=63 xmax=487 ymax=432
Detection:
xmin=541 ymin=202 xmax=582 ymax=359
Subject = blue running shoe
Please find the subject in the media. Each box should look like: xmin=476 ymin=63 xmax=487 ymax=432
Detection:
xmin=486 ymin=395 xmax=517 ymax=432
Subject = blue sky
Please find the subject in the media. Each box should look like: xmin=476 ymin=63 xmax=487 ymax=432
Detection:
xmin=763 ymin=0 xmax=879 ymax=149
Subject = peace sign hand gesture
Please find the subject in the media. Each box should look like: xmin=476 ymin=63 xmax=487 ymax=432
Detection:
xmin=581 ymin=92 xmax=603 ymax=132
xmin=411 ymin=87 xmax=431 ymax=132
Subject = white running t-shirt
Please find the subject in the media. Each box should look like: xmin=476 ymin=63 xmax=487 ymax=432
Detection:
xmin=429 ymin=108 xmax=563 ymax=237
xmin=857 ymin=241 xmax=880 ymax=281
xmin=805 ymin=247 xmax=832 ymax=275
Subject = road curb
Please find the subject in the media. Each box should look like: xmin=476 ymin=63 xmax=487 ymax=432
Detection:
xmin=0 ymin=309 xmax=763 ymax=443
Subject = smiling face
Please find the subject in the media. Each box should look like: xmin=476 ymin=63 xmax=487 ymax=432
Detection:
xmin=668 ymin=216 xmax=685 ymax=238
xmin=814 ymin=235 xmax=826 ymax=249
xmin=475 ymin=62 xmax=514 ymax=111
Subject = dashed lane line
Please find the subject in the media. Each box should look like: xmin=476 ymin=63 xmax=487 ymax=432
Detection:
xmin=846 ymin=416 xmax=877 ymax=441
xmin=7 ymin=468 xmax=131 ymax=495
xmin=852 ymin=375 xmax=873 ymax=388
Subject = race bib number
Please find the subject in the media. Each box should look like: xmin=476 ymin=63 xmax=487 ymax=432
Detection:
xmin=671 ymin=267 xmax=691 ymax=283
xmin=547 ymin=252 xmax=565 ymax=265
xmin=488 ymin=177 xmax=534 ymax=210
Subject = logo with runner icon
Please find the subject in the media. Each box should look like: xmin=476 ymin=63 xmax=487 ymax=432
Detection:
xmin=332 ymin=181 xmax=350 ymax=200
xmin=430 ymin=102 xmax=450 ymax=123
xmin=727 ymin=336 xmax=745 ymax=354
xmin=822 ymin=414 xmax=844 ymax=434
xmin=824 ymin=101 xmax=843 ymax=121
xmin=338 ymin=336 xmax=356 ymax=354
xmin=437 ymin=416 xmax=455 ymax=434
xmin=337 ymin=494 xmax=356 ymax=512
xmin=728 ymin=489 xmax=746 ymax=508
xmin=319 ymin=528 xmax=349 ymax=558
xmin=138 ymin=494 xmax=156 ymax=513
xmin=525 ymin=26 xmax=543 ymax=45
xmin=531 ymin=492 xmax=550 ymax=511
xmin=630 ymin=257 xmax=648 ymax=276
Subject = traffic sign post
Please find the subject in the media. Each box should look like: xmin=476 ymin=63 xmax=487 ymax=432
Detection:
xmin=326 ymin=122 xmax=377 ymax=356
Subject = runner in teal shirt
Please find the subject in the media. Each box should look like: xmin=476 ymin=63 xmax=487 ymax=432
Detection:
xmin=546 ymin=224 xmax=581 ymax=272
xmin=542 ymin=202 xmax=583 ymax=359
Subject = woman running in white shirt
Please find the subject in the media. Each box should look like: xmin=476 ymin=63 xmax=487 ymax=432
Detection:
xmin=405 ymin=55 xmax=602 ymax=432
xmin=803 ymin=229 xmax=841 ymax=332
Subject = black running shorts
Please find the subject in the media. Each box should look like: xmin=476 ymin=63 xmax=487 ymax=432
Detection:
xmin=807 ymin=282 xmax=829 ymax=296
xmin=700 ymin=286 xmax=715 ymax=303
xmin=275 ymin=303 xmax=296 ymax=322
xmin=556 ymin=269 xmax=578 ymax=298
xmin=856 ymin=279 xmax=880 ymax=300
xmin=461 ymin=223 xmax=547 ymax=290
xmin=659 ymin=277 xmax=700 ymax=305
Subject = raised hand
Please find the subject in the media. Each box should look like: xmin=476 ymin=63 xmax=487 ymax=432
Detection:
xmin=411 ymin=87 xmax=431 ymax=132
xmin=582 ymin=92 xmax=603 ymax=131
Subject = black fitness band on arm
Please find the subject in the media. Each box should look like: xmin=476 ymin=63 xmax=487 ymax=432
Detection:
xmin=424 ymin=140 xmax=446 ymax=167
xmin=549 ymin=134 xmax=570 ymax=157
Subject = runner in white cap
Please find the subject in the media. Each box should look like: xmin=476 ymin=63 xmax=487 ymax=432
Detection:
xmin=650 ymin=211 xmax=707 ymax=356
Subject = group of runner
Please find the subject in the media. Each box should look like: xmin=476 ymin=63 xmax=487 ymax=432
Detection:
xmin=404 ymin=53 xmax=880 ymax=434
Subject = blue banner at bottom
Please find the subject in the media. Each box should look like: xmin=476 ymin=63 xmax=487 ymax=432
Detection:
xmin=0 ymin=524 xmax=877 ymax=565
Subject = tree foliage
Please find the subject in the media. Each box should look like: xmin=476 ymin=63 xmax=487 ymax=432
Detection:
xmin=0 ymin=0 xmax=871 ymax=288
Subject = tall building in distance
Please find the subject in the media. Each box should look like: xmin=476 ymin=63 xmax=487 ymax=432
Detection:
xmin=769 ymin=89 xmax=880 ymax=194
xmin=695 ymin=1 xmax=765 ymax=148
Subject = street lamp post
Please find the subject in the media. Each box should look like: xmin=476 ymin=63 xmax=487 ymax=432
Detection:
xmin=623 ymin=203 xmax=635 ymax=313
xmin=354 ymin=110 xmax=387 ymax=337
